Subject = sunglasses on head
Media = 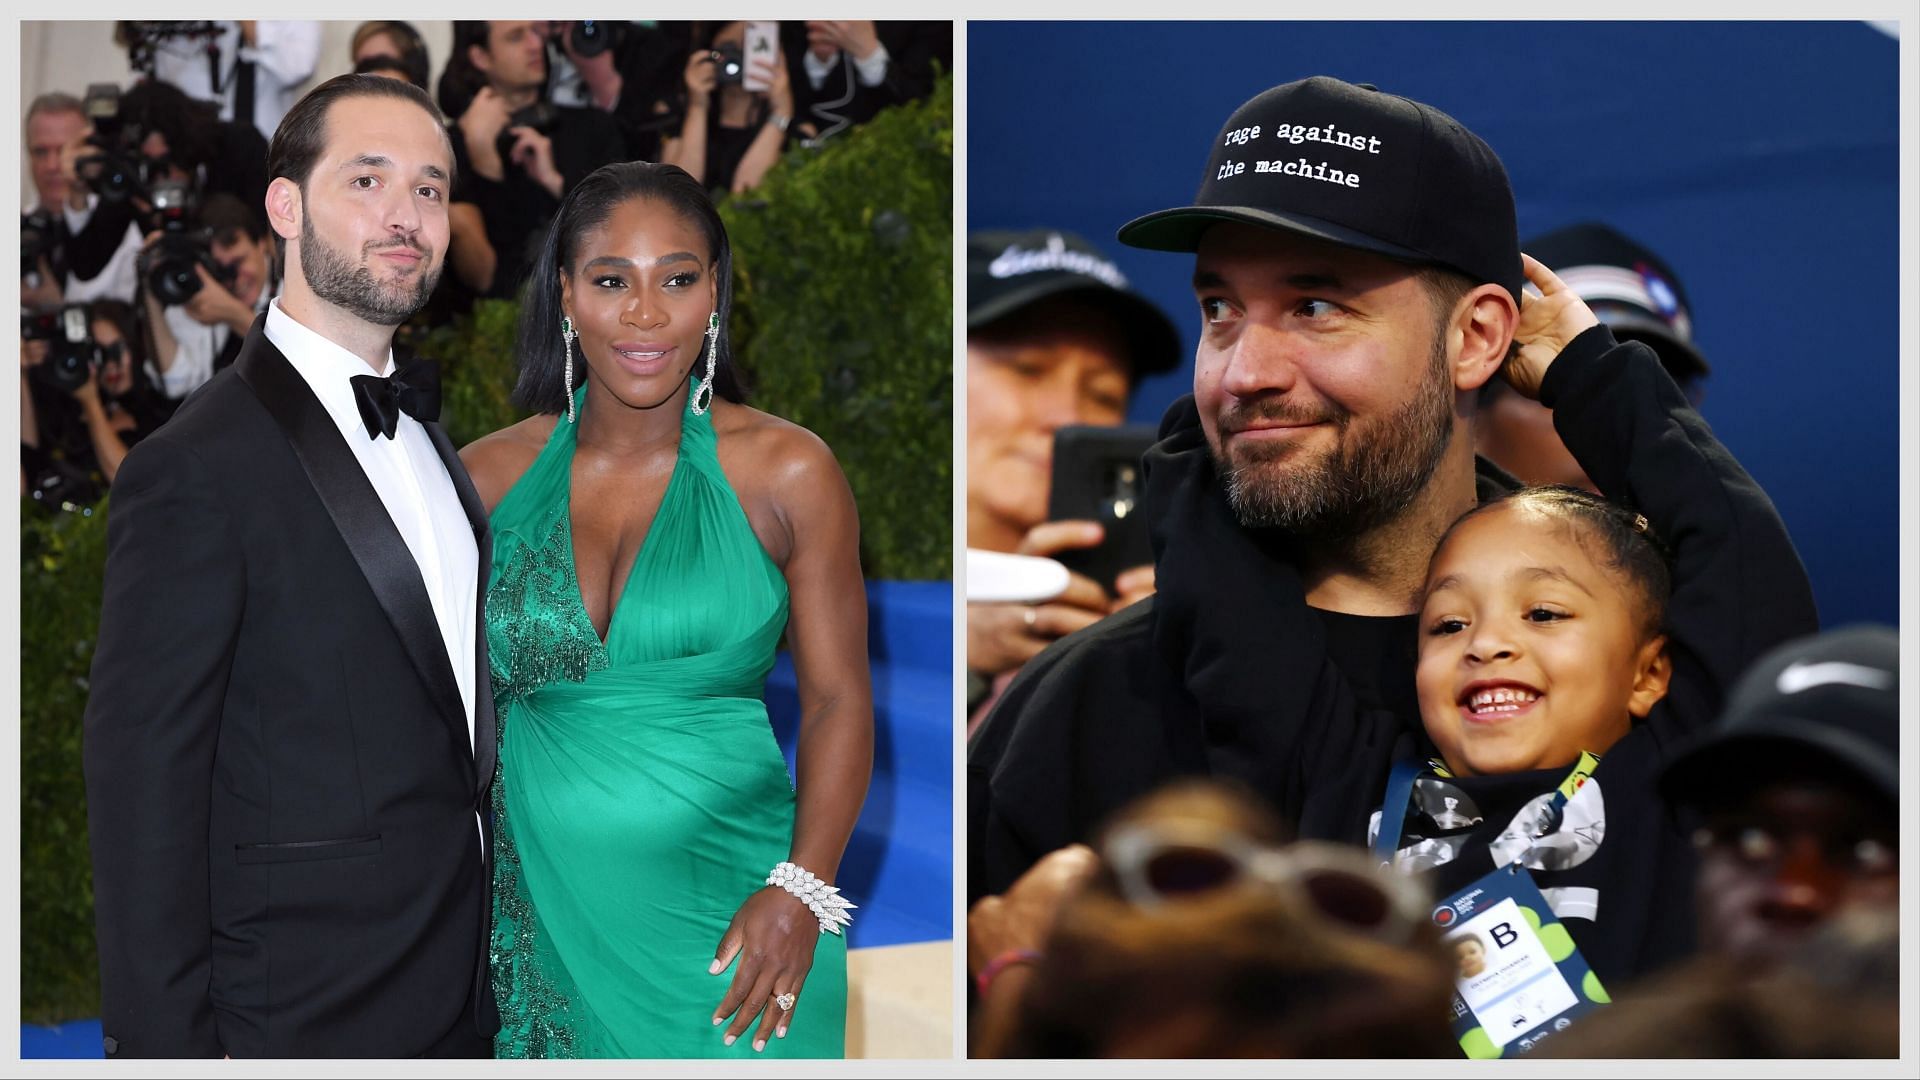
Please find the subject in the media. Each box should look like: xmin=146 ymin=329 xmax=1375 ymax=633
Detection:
xmin=1101 ymin=820 xmax=1431 ymax=944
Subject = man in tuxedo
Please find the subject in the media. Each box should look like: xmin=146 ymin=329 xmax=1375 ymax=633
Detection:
xmin=83 ymin=73 xmax=498 ymax=1058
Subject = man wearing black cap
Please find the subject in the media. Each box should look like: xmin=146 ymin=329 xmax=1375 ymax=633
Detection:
xmin=966 ymin=229 xmax=1180 ymax=728
xmin=1479 ymin=223 xmax=1711 ymax=490
xmin=967 ymin=76 xmax=1817 ymax=903
xmin=1661 ymin=625 xmax=1899 ymax=969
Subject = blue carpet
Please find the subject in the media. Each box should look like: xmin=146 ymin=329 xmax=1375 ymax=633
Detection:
xmin=20 ymin=1019 xmax=102 ymax=1059
xmin=766 ymin=580 xmax=953 ymax=949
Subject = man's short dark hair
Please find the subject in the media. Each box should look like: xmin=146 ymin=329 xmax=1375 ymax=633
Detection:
xmin=267 ymin=73 xmax=453 ymax=194
xmin=199 ymin=192 xmax=266 ymax=246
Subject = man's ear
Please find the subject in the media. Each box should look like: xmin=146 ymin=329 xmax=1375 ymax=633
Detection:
xmin=265 ymin=177 xmax=301 ymax=245
xmin=468 ymin=42 xmax=493 ymax=79
xmin=1450 ymin=283 xmax=1519 ymax=394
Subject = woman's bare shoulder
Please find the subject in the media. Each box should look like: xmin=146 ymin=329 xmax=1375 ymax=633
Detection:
xmin=711 ymin=402 xmax=841 ymax=487
xmin=460 ymin=413 xmax=561 ymax=513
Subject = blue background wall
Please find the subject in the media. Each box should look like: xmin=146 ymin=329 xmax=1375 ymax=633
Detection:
xmin=971 ymin=21 xmax=1900 ymax=628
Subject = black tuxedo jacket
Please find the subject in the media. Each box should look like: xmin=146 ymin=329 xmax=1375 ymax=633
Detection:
xmin=82 ymin=322 xmax=500 ymax=1058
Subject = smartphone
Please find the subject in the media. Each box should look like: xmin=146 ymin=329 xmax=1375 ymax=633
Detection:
xmin=742 ymin=21 xmax=778 ymax=92
xmin=1046 ymin=424 xmax=1159 ymax=593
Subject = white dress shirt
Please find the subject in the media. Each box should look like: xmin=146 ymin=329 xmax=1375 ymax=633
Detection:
xmin=263 ymin=300 xmax=480 ymax=752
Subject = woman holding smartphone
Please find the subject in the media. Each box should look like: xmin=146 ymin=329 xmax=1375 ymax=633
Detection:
xmin=661 ymin=21 xmax=792 ymax=196
xmin=963 ymin=229 xmax=1180 ymax=732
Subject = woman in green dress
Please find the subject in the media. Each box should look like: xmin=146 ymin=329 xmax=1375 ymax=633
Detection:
xmin=461 ymin=161 xmax=873 ymax=1058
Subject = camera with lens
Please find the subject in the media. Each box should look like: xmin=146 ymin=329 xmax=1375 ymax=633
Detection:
xmin=495 ymin=100 xmax=561 ymax=170
xmin=710 ymin=41 xmax=747 ymax=87
xmin=25 ymin=304 xmax=103 ymax=396
xmin=569 ymin=20 xmax=627 ymax=59
xmin=135 ymin=178 xmax=235 ymax=307
xmin=72 ymin=83 xmax=154 ymax=205
xmin=22 ymin=208 xmax=60 ymax=278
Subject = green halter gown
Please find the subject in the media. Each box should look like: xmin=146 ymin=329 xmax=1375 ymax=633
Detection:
xmin=484 ymin=388 xmax=847 ymax=1058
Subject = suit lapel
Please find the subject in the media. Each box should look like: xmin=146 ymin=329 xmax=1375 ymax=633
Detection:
xmin=233 ymin=323 xmax=470 ymax=758
xmin=422 ymin=419 xmax=498 ymax=793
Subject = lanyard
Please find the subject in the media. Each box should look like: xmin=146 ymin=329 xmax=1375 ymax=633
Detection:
xmin=1372 ymin=751 xmax=1600 ymax=865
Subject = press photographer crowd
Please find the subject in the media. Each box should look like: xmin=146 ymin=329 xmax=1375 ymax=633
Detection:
xmin=21 ymin=19 xmax=949 ymax=511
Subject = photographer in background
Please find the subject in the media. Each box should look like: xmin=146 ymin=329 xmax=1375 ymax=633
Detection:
xmin=660 ymin=21 xmax=795 ymax=196
xmin=541 ymin=21 xmax=692 ymax=164
xmin=781 ymin=21 xmax=950 ymax=145
xmin=128 ymin=20 xmax=321 ymax=141
xmin=439 ymin=20 xmax=631 ymax=298
xmin=22 ymin=299 xmax=170 ymax=506
xmin=140 ymin=193 xmax=276 ymax=400
xmin=56 ymin=78 xmax=271 ymax=302
xmin=965 ymin=229 xmax=1179 ymax=732
xmin=25 ymin=93 xmax=144 ymax=307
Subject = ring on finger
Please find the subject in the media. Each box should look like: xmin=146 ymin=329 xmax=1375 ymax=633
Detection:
xmin=1022 ymin=606 xmax=1038 ymax=630
xmin=775 ymin=991 xmax=796 ymax=1012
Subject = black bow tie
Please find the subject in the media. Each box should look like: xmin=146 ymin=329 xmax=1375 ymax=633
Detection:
xmin=350 ymin=358 xmax=442 ymax=440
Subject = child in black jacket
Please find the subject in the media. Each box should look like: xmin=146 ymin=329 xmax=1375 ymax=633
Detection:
xmin=1374 ymin=255 xmax=1817 ymax=991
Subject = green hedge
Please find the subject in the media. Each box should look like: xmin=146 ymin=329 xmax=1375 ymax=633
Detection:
xmin=719 ymin=73 xmax=953 ymax=581
xmin=20 ymin=501 xmax=109 ymax=1024
xmin=19 ymin=76 xmax=950 ymax=1024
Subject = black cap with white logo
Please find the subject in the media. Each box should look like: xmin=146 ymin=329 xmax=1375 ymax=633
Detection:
xmin=968 ymin=228 xmax=1181 ymax=377
xmin=1660 ymin=625 xmax=1899 ymax=808
xmin=1118 ymin=76 xmax=1522 ymax=304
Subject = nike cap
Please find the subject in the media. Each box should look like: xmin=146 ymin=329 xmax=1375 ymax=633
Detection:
xmin=1660 ymin=625 xmax=1899 ymax=809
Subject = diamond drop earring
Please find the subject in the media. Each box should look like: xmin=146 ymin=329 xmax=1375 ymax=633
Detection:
xmin=561 ymin=315 xmax=578 ymax=423
xmin=691 ymin=311 xmax=719 ymax=416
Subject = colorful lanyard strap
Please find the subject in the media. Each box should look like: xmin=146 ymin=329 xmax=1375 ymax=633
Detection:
xmin=1372 ymin=750 xmax=1600 ymax=865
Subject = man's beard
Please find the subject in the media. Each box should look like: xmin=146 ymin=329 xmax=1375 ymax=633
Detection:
xmin=1211 ymin=333 xmax=1455 ymax=540
xmin=300 ymin=214 xmax=440 ymax=327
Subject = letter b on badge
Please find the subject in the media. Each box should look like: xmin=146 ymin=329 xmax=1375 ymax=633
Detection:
xmin=1490 ymin=922 xmax=1519 ymax=949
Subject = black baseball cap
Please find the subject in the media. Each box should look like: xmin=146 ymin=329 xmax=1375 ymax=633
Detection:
xmin=1660 ymin=626 xmax=1899 ymax=810
xmin=1118 ymin=76 xmax=1523 ymax=305
xmin=1524 ymin=223 xmax=1709 ymax=384
xmin=968 ymin=228 xmax=1181 ymax=377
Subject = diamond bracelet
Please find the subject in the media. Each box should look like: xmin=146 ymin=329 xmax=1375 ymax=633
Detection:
xmin=766 ymin=861 xmax=857 ymax=935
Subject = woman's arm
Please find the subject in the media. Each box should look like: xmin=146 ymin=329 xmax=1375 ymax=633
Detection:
xmin=775 ymin=429 xmax=874 ymax=882
xmin=660 ymin=51 xmax=716 ymax=184
xmin=710 ymin=425 xmax=872 ymax=1051
xmin=76 ymin=377 xmax=132 ymax=484
xmin=730 ymin=57 xmax=794 ymax=195
xmin=446 ymin=201 xmax=496 ymax=296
